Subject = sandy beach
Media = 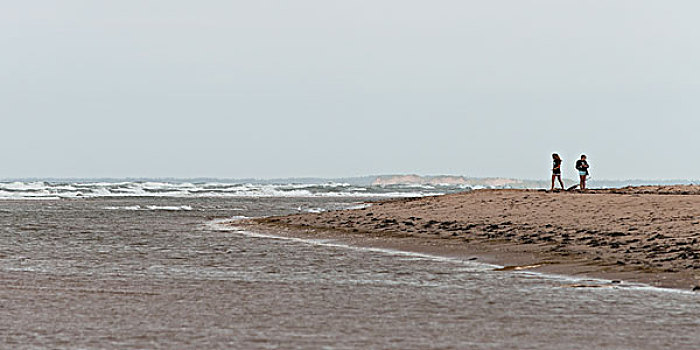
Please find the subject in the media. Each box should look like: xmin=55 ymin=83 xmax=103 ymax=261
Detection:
xmin=241 ymin=186 xmax=700 ymax=290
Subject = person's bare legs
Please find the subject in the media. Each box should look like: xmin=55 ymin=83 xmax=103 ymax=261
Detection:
xmin=551 ymin=175 xmax=556 ymax=191
xmin=551 ymin=175 xmax=564 ymax=191
xmin=580 ymin=175 xmax=586 ymax=190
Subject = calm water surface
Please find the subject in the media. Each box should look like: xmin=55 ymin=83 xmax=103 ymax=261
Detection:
xmin=1 ymin=197 xmax=698 ymax=349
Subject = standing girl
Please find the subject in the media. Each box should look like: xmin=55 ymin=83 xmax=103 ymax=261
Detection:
xmin=576 ymin=155 xmax=590 ymax=190
xmin=551 ymin=153 xmax=565 ymax=191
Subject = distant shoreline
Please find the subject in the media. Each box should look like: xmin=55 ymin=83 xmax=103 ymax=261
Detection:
xmin=237 ymin=185 xmax=700 ymax=290
xmin=2 ymin=175 xmax=698 ymax=189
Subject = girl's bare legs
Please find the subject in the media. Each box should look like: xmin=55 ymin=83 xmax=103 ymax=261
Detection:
xmin=551 ymin=175 xmax=564 ymax=190
xmin=580 ymin=175 xmax=586 ymax=190
xmin=551 ymin=175 xmax=555 ymax=191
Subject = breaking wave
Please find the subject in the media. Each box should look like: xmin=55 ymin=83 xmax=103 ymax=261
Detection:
xmin=0 ymin=181 xmax=467 ymax=199
xmin=103 ymin=205 xmax=194 ymax=211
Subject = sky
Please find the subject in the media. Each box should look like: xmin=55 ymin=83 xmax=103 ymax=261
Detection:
xmin=2 ymin=1 xmax=699 ymax=180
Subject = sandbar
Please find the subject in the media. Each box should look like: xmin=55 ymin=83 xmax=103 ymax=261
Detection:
xmin=237 ymin=186 xmax=700 ymax=290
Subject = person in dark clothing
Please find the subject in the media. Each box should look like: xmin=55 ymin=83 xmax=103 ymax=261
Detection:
xmin=575 ymin=155 xmax=590 ymax=190
xmin=551 ymin=153 xmax=565 ymax=191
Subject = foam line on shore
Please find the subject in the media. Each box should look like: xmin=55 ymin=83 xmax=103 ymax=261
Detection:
xmin=208 ymin=219 xmax=496 ymax=270
xmin=208 ymin=219 xmax=695 ymax=295
xmin=239 ymin=228 xmax=496 ymax=271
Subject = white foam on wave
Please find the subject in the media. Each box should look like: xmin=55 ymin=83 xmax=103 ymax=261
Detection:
xmin=103 ymin=205 xmax=142 ymax=210
xmin=146 ymin=205 xmax=193 ymax=211
xmin=0 ymin=181 xmax=451 ymax=199
xmin=345 ymin=203 xmax=373 ymax=210
xmin=295 ymin=202 xmax=372 ymax=214
xmin=102 ymin=205 xmax=193 ymax=211
xmin=1 ymin=181 xmax=48 ymax=190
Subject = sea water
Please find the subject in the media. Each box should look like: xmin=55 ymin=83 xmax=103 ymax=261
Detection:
xmin=0 ymin=184 xmax=698 ymax=349
xmin=0 ymin=181 xmax=457 ymax=199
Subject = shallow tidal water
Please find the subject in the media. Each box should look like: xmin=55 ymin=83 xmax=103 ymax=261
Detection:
xmin=1 ymin=197 xmax=698 ymax=349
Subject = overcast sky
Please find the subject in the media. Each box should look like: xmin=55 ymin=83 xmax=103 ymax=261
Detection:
xmin=2 ymin=1 xmax=699 ymax=180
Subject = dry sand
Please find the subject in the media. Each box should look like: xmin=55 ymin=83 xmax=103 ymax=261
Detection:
xmin=239 ymin=186 xmax=700 ymax=290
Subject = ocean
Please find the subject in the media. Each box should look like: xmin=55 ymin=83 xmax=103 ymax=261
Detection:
xmin=1 ymin=181 xmax=698 ymax=349
xmin=0 ymin=181 xmax=457 ymax=200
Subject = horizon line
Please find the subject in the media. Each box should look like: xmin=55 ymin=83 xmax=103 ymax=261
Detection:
xmin=1 ymin=175 xmax=698 ymax=183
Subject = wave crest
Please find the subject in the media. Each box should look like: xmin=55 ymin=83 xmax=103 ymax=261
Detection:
xmin=0 ymin=181 xmax=467 ymax=199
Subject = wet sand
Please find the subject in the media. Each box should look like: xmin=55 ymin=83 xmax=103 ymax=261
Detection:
xmin=241 ymin=186 xmax=700 ymax=290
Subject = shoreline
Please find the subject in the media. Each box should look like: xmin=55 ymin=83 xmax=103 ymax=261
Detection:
xmin=235 ymin=186 xmax=700 ymax=291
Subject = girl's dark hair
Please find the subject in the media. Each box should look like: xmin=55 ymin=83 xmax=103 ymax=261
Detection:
xmin=552 ymin=153 xmax=561 ymax=161
xmin=581 ymin=154 xmax=587 ymax=159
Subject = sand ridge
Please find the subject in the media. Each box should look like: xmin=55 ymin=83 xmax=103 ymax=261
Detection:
xmin=243 ymin=186 xmax=700 ymax=290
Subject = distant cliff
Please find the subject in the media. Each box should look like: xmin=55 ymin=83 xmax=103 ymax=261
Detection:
xmin=371 ymin=175 xmax=523 ymax=187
